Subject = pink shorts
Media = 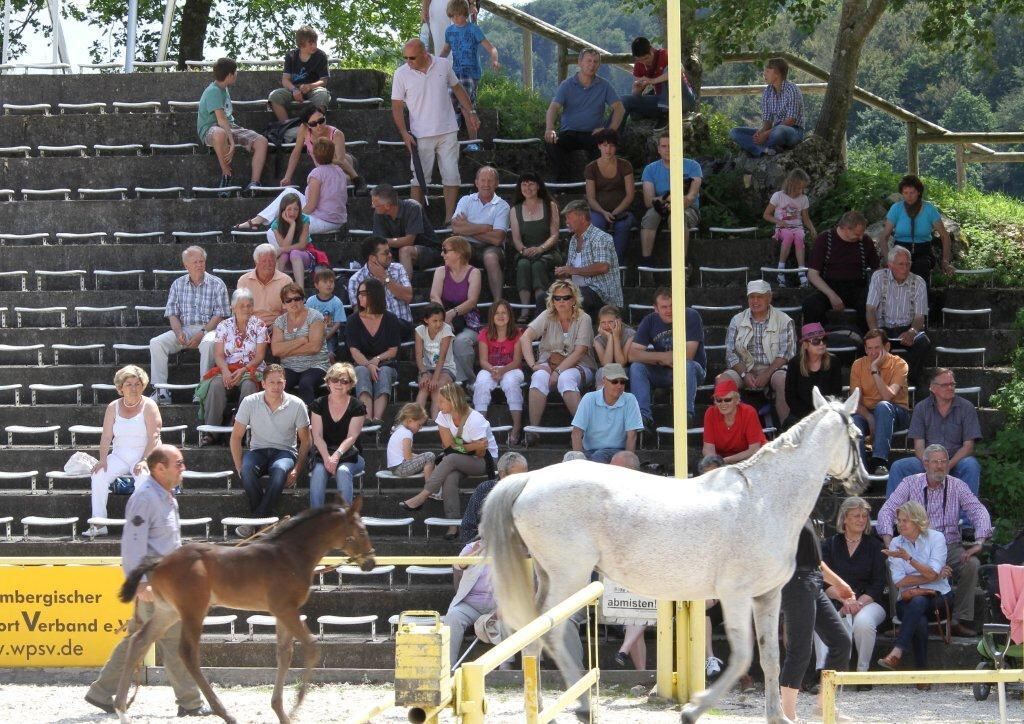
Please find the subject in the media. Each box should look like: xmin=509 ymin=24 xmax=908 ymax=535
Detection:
xmin=774 ymin=226 xmax=805 ymax=248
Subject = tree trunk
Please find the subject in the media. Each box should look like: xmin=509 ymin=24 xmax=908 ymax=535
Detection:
xmin=813 ymin=0 xmax=888 ymax=162
xmin=680 ymin=4 xmax=702 ymax=98
xmin=176 ymin=0 xmax=214 ymax=68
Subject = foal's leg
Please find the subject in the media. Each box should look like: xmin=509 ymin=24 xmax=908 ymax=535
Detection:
xmin=535 ymin=567 xmax=595 ymax=720
xmin=177 ymin=608 xmax=237 ymax=724
xmin=753 ymin=585 xmax=791 ymax=724
xmin=682 ymin=595 xmax=754 ymax=724
xmin=279 ymin=609 xmax=320 ymax=719
xmin=113 ymin=603 xmax=179 ymax=722
xmin=270 ymin=622 xmax=295 ymax=724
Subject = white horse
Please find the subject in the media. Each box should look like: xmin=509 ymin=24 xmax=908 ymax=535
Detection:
xmin=481 ymin=389 xmax=867 ymax=723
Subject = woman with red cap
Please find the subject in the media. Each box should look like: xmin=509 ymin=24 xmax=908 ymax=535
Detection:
xmin=783 ymin=322 xmax=843 ymax=428
xmin=701 ymin=379 xmax=767 ymax=463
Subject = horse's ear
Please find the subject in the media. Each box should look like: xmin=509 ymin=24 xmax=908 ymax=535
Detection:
xmin=811 ymin=385 xmax=827 ymax=410
xmin=844 ymin=387 xmax=860 ymax=414
xmin=348 ymin=496 xmax=364 ymax=515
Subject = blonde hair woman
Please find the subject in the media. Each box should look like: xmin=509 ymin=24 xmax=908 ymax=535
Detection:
xmin=400 ymin=383 xmax=498 ymax=539
xmin=519 ymin=280 xmax=597 ymax=447
xmin=308 ymin=362 xmax=366 ymax=506
xmin=87 ymin=365 xmax=162 ymax=538
xmin=877 ymin=500 xmax=953 ymax=679
xmin=815 ymin=497 xmax=888 ymax=679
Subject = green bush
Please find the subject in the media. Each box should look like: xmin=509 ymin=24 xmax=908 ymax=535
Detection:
xmin=476 ymin=71 xmax=548 ymax=139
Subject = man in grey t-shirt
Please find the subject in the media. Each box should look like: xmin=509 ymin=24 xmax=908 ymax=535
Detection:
xmin=371 ymin=183 xmax=440 ymax=276
xmin=230 ymin=364 xmax=310 ymax=535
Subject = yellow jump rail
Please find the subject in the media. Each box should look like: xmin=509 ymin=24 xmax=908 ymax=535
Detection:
xmin=820 ymin=668 xmax=1024 ymax=724
xmin=456 ymin=580 xmax=604 ymax=724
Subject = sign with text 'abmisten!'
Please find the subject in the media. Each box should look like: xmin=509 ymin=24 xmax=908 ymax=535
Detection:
xmin=0 ymin=566 xmax=133 ymax=666
xmin=601 ymin=579 xmax=658 ymax=623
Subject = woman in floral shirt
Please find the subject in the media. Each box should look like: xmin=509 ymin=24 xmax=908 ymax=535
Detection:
xmin=200 ymin=288 xmax=269 ymax=444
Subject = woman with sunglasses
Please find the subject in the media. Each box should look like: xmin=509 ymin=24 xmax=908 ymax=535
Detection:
xmin=345 ymin=278 xmax=405 ymax=424
xmin=279 ymin=104 xmax=361 ymax=189
xmin=701 ymin=379 xmax=766 ymax=464
xmin=309 ymin=362 xmax=366 ymax=506
xmin=783 ymin=322 xmax=843 ymax=428
xmin=271 ymin=282 xmax=328 ymax=405
xmin=520 ymin=280 xmax=597 ymax=447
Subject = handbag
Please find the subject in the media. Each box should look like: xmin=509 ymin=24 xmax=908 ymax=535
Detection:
xmin=109 ymin=476 xmax=135 ymax=495
xmin=900 ymin=587 xmax=937 ymax=602
xmin=64 ymin=452 xmax=99 ymax=475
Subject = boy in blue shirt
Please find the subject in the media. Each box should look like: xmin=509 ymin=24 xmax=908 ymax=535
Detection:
xmin=640 ymin=131 xmax=702 ymax=265
xmin=305 ymin=266 xmax=347 ymax=364
xmin=440 ymin=0 xmax=499 ymax=153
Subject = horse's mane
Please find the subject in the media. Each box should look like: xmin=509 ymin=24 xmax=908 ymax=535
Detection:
xmin=734 ymin=397 xmax=843 ymax=472
xmin=257 ymin=506 xmax=338 ymax=542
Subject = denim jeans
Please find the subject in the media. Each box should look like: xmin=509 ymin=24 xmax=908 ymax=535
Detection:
xmin=853 ymin=402 xmax=910 ymax=463
xmin=629 ymin=360 xmax=704 ymax=419
xmin=896 ymin=590 xmax=954 ymax=668
xmin=590 ymin=210 xmax=634 ymax=263
xmin=309 ymin=455 xmax=365 ymax=507
xmin=241 ymin=448 xmax=296 ymax=517
xmin=729 ymin=124 xmax=805 ymax=157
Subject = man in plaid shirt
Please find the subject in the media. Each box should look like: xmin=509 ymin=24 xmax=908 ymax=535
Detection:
xmin=729 ymin=57 xmax=804 ymax=157
xmin=149 ymin=246 xmax=230 ymax=404
xmin=877 ymin=443 xmax=992 ymax=636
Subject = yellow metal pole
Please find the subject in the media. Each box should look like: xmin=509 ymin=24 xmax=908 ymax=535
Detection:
xmin=655 ymin=600 xmax=674 ymax=699
xmin=524 ymin=655 xmax=540 ymax=724
xmin=686 ymin=600 xmax=706 ymax=698
xmin=663 ymin=0 xmax=707 ymax=704
xmin=459 ymin=662 xmax=486 ymax=724
xmin=820 ymin=669 xmax=837 ymax=724
xmin=674 ymin=600 xmax=689 ymax=703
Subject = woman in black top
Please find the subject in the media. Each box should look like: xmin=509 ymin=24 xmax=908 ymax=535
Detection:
xmin=818 ymin=497 xmax=888 ymax=680
xmin=784 ymin=322 xmax=843 ymax=428
xmin=345 ymin=278 xmax=404 ymax=425
xmin=308 ymin=362 xmax=366 ymax=507
xmin=780 ymin=521 xmax=853 ymax=721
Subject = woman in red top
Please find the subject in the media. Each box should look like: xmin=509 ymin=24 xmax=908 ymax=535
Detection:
xmin=702 ymin=379 xmax=766 ymax=463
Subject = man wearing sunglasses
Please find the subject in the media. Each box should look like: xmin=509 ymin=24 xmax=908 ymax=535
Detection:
xmin=392 ymin=38 xmax=479 ymax=223
xmin=570 ymin=363 xmax=643 ymax=463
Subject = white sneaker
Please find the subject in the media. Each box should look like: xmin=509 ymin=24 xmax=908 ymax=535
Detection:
xmin=705 ymin=656 xmax=723 ymax=680
xmin=151 ymin=391 xmax=171 ymax=406
xmin=763 ymin=147 xmax=777 ymax=156
xmin=777 ymin=273 xmax=787 ymax=287
xmin=83 ymin=525 xmax=108 ymax=538
xmin=799 ymin=274 xmax=809 ymax=287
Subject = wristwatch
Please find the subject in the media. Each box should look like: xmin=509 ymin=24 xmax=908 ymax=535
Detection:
xmin=384 ymin=275 xmax=392 ymax=285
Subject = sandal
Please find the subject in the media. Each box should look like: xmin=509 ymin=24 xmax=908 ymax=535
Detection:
xmin=508 ymin=429 xmax=521 ymax=447
xmin=233 ymin=220 xmax=260 ymax=231
xmin=199 ymin=433 xmax=217 ymax=447
xmin=523 ymin=431 xmax=540 ymax=448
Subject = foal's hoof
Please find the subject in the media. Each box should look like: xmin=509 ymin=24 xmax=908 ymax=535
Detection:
xmin=574 ymin=707 xmax=594 ymax=723
xmin=681 ymin=703 xmax=700 ymax=723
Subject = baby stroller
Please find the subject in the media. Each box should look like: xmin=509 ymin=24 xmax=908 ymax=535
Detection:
xmin=973 ymin=528 xmax=1024 ymax=703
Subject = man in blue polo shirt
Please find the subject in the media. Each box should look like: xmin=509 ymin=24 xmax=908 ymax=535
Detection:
xmin=544 ymin=48 xmax=625 ymax=182
xmin=570 ymin=363 xmax=643 ymax=463
xmin=640 ymin=131 xmax=702 ymax=267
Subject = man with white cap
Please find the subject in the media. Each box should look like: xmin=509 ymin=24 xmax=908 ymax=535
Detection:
xmin=570 ymin=362 xmax=644 ymax=463
xmin=719 ymin=279 xmax=796 ymax=424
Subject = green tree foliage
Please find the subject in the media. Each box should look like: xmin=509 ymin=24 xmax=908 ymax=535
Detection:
xmin=64 ymin=0 xmax=419 ymax=66
xmin=0 ymin=0 xmax=51 ymax=60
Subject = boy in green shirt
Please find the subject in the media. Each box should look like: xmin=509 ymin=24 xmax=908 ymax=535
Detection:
xmin=197 ymin=57 xmax=268 ymax=193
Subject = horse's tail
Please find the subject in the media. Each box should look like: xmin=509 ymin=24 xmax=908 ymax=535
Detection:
xmin=119 ymin=559 xmax=161 ymax=603
xmin=481 ymin=473 xmax=537 ymax=632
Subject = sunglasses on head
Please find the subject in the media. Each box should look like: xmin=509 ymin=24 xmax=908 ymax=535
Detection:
xmin=551 ymin=294 xmax=573 ymax=301
xmin=714 ymin=396 xmax=737 ymax=404
xmin=307 ymin=118 xmax=326 ymax=127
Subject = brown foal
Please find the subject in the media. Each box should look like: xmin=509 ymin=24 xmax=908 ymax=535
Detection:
xmin=112 ymin=498 xmax=376 ymax=724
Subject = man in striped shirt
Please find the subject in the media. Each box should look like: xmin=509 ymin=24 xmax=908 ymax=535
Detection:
xmin=728 ymin=57 xmax=804 ymax=157
xmin=866 ymin=245 xmax=932 ymax=391
xmin=877 ymin=443 xmax=991 ymax=637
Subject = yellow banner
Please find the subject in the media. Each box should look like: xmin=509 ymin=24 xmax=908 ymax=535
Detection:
xmin=0 ymin=565 xmax=133 ymax=666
